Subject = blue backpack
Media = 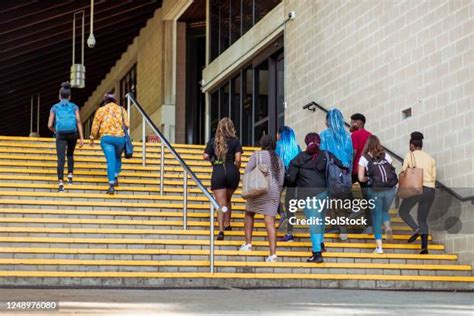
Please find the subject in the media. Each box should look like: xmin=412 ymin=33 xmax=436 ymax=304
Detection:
xmin=325 ymin=151 xmax=352 ymax=199
xmin=55 ymin=101 xmax=77 ymax=133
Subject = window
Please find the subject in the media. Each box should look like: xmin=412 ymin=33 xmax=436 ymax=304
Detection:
xmin=208 ymin=46 xmax=283 ymax=146
xmin=210 ymin=0 xmax=281 ymax=61
xmin=231 ymin=75 xmax=241 ymax=137
xmin=120 ymin=64 xmax=137 ymax=107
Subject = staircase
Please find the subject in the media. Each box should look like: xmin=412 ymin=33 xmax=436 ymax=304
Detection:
xmin=0 ymin=135 xmax=473 ymax=291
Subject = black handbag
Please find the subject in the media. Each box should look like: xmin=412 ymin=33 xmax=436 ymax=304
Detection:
xmin=121 ymin=108 xmax=133 ymax=159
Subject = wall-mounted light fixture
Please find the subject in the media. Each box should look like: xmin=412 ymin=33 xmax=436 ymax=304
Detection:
xmin=70 ymin=11 xmax=86 ymax=88
xmin=87 ymin=0 xmax=96 ymax=48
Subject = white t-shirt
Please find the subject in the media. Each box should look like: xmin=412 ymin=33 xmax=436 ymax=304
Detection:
xmin=358 ymin=153 xmax=393 ymax=170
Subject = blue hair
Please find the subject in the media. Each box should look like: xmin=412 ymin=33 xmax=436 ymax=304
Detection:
xmin=276 ymin=126 xmax=301 ymax=168
xmin=320 ymin=108 xmax=353 ymax=169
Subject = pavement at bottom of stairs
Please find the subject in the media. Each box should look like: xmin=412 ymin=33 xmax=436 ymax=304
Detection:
xmin=0 ymin=288 xmax=472 ymax=315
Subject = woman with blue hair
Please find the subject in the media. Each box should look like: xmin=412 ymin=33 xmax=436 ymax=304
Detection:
xmin=275 ymin=126 xmax=301 ymax=242
xmin=320 ymin=108 xmax=353 ymax=240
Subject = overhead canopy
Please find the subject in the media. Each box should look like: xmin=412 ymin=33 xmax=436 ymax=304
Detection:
xmin=0 ymin=0 xmax=162 ymax=136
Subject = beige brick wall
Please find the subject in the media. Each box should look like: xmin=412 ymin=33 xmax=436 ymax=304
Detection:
xmin=80 ymin=8 xmax=165 ymax=140
xmin=283 ymin=0 xmax=474 ymax=265
xmin=81 ymin=0 xmax=192 ymax=142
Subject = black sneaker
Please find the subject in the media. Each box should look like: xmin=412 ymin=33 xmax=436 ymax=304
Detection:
xmin=408 ymin=230 xmax=420 ymax=243
xmin=107 ymin=185 xmax=115 ymax=195
xmin=224 ymin=226 xmax=232 ymax=231
xmin=307 ymin=251 xmax=324 ymax=263
xmin=216 ymin=232 xmax=224 ymax=240
xmin=321 ymin=242 xmax=326 ymax=252
xmin=114 ymin=178 xmax=119 ymax=187
xmin=420 ymin=248 xmax=429 ymax=255
xmin=58 ymin=182 xmax=65 ymax=192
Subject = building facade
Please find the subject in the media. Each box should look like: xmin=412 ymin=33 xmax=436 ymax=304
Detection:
xmin=79 ymin=0 xmax=473 ymax=265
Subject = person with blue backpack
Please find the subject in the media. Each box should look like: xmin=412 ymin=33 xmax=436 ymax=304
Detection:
xmin=320 ymin=108 xmax=353 ymax=240
xmin=47 ymin=82 xmax=84 ymax=192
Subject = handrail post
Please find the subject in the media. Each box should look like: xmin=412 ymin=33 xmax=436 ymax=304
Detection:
xmin=160 ymin=141 xmax=164 ymax=195
xmin=142 ymin=117 xmax=146 ymax=166
xmin=183 ymin=170 xmax=188 ymax=230
xmin=127 ymin=95 xmax=131 ymax=125
xmin=210 ymin=203 xmax=215 ymax=274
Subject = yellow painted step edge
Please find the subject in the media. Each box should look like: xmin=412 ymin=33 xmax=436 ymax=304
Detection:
xmin=0 ymin=154 xmax=229 ymax=168
xmin=0 ymin=199 xmax=220 ymax=209
xmin=0 ymin=247 xmax=456 ymax=260
xmin=0 ymin=182 xmax=244 ymax=195
xmin=0 ymin=217 xmax=412 ymax=232
xmin=0 ymin=236 xmax=444 ymax=250
xmin=0 ymin=174 xmax=217 ymax=186
xmin=0 ymin=191 xmax=246 ymax=203
xmin=0 ymin=226 xmax=418 ymax=241
xmin=0 ymin=271 xmax=472 ymax=282
xmin=0 ymin=207 xmax=399 ymax=217
xmin=0 ymin=136 xmax=259 ymax=152
xmin=0 ymin=259 xmax=469 ymax=271
xmin=0 ymin=161 xmax=219 ymax=172
xmin=0 ymin=148 xmax=252 ymax=161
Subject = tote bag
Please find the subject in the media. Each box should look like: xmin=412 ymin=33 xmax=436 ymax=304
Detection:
xmin=121 ymin=108 xmax=134 ymax=159
xmin=397 ymin=152 xmax=423 ymax=199
xmin=241 ymin=152 xmax=270 ymax=199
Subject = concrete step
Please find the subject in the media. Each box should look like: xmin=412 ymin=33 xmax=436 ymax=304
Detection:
xmin=1 ymin=272 xmax=473 ymax=290
xmin=0 ymin=167 xmax=214 ymax=180
xmin=0 ymin=234 xmax=443 ymax=253
xmin=0 ymin=259 xmax=470 ymax=276
xmin=0 ymin=182 xmax=237 ymax=196
xmin=0 ymin=159 xmax=220 ymax=172
xmin=0 ymin=216 xmax=413 ymax=233
xmin=0 ymin=154 xmax=250 ymax=170
xmin=0 ymin=173 xmax=232 ymax=189
xmin=0 ymin=147 xmax=253 ymax=162
xmin=0 ymin=246 xmax=460 ymax=264
xmin=0 ymin=207 xmax=404 ymax=223
xmin=0 ymin=190 xmax=242 ymax=203
xmin=0 ymin=136 xmax=257 ymax=154
xmin=0 ymin=224 xmax=423 ymax=241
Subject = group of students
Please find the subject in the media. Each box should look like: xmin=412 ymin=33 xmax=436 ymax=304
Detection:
xmin=49 ymin=81 xmax=436 ymax=264
xmin=204 ymin=110 xmax=436 ymax=263
xmin=48 ymin=82 xmax=129 ymax=195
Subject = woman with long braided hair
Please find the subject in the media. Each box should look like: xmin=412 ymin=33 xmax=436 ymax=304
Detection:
xmin=203 ymin=118 xmax=243 ymax=240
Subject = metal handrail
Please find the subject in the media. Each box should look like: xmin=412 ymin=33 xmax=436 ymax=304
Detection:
xmin=126 ymin=93 xmax=220 ymax=272
xmin=303 ymin=101 xmax=474 ymax=204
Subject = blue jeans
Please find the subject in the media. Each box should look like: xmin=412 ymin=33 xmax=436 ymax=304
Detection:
xmin=303 ymin=191 xmax=328 ymax=252
xmin=100 ymin=136 xmax=125 ymax=184
xmin=367 ymin=187 xmax=396 ymax=240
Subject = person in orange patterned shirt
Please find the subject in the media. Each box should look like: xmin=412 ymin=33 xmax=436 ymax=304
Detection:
xmin=90 ymin=93 xmax=129 ymax=194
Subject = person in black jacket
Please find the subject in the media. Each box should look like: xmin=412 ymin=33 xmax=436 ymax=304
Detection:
xmin=286 ymin=133 xmax=343 ymax=263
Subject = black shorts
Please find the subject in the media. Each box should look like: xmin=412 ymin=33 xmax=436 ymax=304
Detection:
xmin=211 ymin=164 xmax=240 ymax=191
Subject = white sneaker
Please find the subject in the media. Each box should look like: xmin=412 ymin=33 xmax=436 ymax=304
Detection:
xmin=373 ymin=247 xmax=383 ymax=254
xmin=239 ymin=243 xmax=252 ymax=251
xmin=265 ymin=254 xmax=278 ymax=262
xmin=339 ymin=233 xmax=348 ymax=241
xmin=220 ymin=206 xmax=228 ymax=213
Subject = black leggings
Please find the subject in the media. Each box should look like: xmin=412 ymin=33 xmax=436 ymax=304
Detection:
xmin=398 ymin=187 xmax=435 ymax=234
xmin=55 ymin=132 xmax=78 ymax=181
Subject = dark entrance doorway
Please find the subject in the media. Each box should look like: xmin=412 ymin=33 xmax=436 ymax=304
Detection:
xmin=210 ymin=38 xmax=284 ymax=146
xmin=185 ymin=26 xmax=206 ymax=145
